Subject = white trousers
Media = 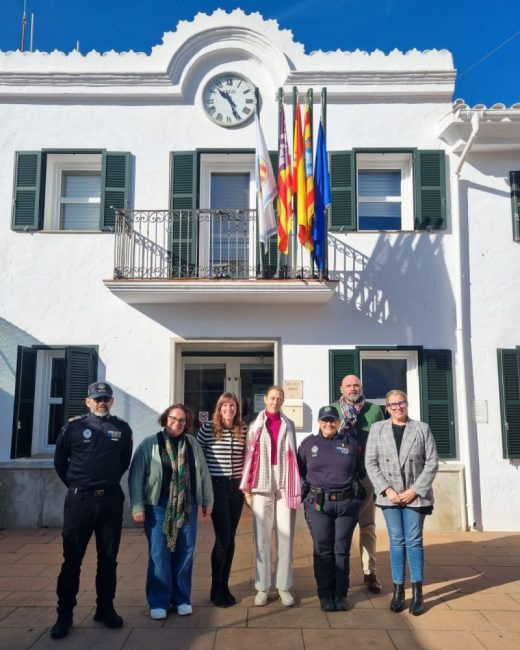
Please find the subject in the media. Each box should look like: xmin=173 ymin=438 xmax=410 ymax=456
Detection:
xmin=252 ymin=472 xmax=296 ymax=591
xmin=358 ymin=475 xmax=377 ymax=574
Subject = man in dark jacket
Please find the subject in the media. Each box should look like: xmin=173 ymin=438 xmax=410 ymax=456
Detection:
xmin=332 ymin=374 xmax=384 ymax=594
xmin=51 ymin=382 xmax=133 ymax=639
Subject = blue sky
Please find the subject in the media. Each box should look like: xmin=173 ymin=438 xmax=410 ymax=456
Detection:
xmin=1 ymin=1 xmax=519 ymax=106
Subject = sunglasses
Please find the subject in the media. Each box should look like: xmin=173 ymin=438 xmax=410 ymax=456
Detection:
xmin=93 ymin=396 xmax=112 ymax=403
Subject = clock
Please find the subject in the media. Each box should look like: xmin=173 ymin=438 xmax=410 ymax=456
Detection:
xmin=202 ymin=73 xmax=257 ymax=127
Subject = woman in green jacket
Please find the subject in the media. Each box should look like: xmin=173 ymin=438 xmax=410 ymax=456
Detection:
xmin=129 ymin=404 xmax=213 ymax=620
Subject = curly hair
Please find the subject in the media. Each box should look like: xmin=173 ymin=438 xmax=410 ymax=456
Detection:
xmin=158 ymin=403 xmax=193 ymax=434
xmin=212 ymin=392 xmax=243 ymax=441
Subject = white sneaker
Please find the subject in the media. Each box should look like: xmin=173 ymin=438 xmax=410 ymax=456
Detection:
xmin=278 ymin=589 xmax=295 ymax=606
xmin=177 ymin=603 xmax=192 ymax=616
xmin=150 ymin=608 xmax=167 ymax=620
xmin=254 ymin=590 xmax=269 ymax=606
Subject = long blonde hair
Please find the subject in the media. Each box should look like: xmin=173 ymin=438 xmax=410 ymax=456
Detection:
xmin=212 ymin=392 xmax=243 ymax=441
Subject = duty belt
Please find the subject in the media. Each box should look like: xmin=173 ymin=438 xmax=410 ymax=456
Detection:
xmin=311 ymin=487 xmax=355 ymax=501
xmin=71 ymin=486 xmax=114 ymax=497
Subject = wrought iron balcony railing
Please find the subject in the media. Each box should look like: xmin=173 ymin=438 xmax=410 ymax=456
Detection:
xmin=113 ymin=209 xmax=323 ymax=280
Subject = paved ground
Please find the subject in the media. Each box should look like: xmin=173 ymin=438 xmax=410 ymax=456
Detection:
xmin=0 ymin=509 xmax=519 ymax=649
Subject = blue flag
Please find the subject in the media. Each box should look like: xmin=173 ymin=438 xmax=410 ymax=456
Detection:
xmin=312 ymin=120 xmax=331 ymax=273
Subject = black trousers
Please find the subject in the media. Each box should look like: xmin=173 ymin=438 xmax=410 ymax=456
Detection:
xmin=56 ymin=486 xmax=124 ymax=614
xmin=304 ymin=495 xmax=360 ymax=598
xmin=210 ymin=477 xmax=244 ymax=585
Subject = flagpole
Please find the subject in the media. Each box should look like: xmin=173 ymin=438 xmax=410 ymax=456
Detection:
xmin=255 ymin=87 xmax=264 ymax=278
xmin=292 ymin=86 xmax=298 ymax=275
xmin=321 ymin=86 xmax=328 ymax=279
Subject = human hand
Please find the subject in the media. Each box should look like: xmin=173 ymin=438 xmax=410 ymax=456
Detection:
xmin=133 ymin=511 xmax=145 ymax=525
xmin=398 ymin=489 xmax=417 ymax=504
xmin=202 ymin=506 xmax=212 ymax=517
xmin=244 ymin=493 xmax=253 ymax=509
xmin=385 ymin=487 xmax=403 ymax=505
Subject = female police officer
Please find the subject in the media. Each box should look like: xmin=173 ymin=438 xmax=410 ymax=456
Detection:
xmin=297 ymin=405 xmax=365 ymax=611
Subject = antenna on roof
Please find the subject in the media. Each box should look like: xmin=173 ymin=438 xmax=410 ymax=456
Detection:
xmin=29 ymin=12 xmax=34 ymax=52
xmin=20 ymin=0 xmax=27 ymax=52
xmin=76 ymin=40 xmax=80 ymax=52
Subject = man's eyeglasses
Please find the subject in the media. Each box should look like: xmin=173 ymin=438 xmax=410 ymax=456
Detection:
xmin=168 ymin=416 xmax=186 ymax=425
xmin=387 ymin=400 xmax=408 ymax=410
xmin=93 ymin=397 xmax=111 ymax=403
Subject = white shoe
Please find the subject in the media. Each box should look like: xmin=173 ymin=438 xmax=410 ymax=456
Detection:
xmin=254 ymin=590 xmax=269 ymax=606
xmin=177 ymin=603 xmax=192 ymax=616
xmin=278 ymin=589 xmax=295 ymax=606
xmin=150 ymin=608 xmax=167 ymax=620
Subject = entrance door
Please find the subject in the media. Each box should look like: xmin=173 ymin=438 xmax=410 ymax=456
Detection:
xmin=182 ymin=355 xmax=274 ymax=429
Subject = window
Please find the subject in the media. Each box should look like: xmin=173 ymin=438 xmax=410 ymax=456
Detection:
xmin=329 ymin=149 xmax=446 ymax=232
xmin=497 ymin=349 xmax=520 ymax=458
xmin=329 ymin=347 xmax=455 ymax=458
xmin=11 ymin=346 xmax=97 ymax=458
xmin=12 ymin=150 xmax=130 ymax=232
xmin=357 ymin=153 xmax=413 ymax=231
xmin=510 ymin=171 xmax=520 ymax=241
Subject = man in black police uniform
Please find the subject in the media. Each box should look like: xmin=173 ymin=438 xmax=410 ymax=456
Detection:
xmin=51 ymin=382 xmax=133 ymax=640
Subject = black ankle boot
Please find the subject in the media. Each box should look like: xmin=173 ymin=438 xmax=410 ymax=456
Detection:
xmin=50 ymin=612 xmax=72 ymax=639
xmin=409 ymin=582 xmax=424 ymax=616
xmin=210 ymin=582 xmax=230 ymax=608
xmin=223 ymin=583 xmax=237 ymax=606
xmin=390 ymin=583 xmax=405 ymax=612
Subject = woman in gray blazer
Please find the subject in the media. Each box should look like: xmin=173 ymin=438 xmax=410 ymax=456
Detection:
xmin=365 ymin=390 xmax=438 ymax=616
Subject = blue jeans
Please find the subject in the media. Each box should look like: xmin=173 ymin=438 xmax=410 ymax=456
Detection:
xmin=382 ymin=507 xmax=426 ymax=584
xmin=144 ymin=496 xmax=198 ymax=609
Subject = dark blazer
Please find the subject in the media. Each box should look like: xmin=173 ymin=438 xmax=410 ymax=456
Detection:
xmin=365 ymin=418 xmax=438 ymax=508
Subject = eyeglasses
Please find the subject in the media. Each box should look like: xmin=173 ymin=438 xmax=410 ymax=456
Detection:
xmin=321 ymin=419 xmax=339 ymax=424
xmin=93 ymin=397 xmax=111 ymax=403
xmin=168 ymin=416 xmax=186 ymax=425
xmin=387 ymin=400 xmax=408 ymax=410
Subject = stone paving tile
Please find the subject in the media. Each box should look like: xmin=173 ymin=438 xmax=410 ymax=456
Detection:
xmin=326 ymin=608 xmax=412 ymax=629
xmin=0 ymin=563 xmax=53 ymax=578
xmin=0 ymin=626 xmax=47 ymax=650
xmin=164 ymin=604 xmax=247 ymax=628
xmin=481 ymin=609 xmax=520 ymax=631
xmin=477 ymin=631 xmax=520 ymax=649
xmin=442 ymin=592 xmax=520 ymax=610
xmin=0 ymin=591 xmax=59 ymax=607
xmin=0 ymin=577 xmax=53 ymax=591
xmin=247 ymin=603 xmax=329 ymax=628
xmin=303 ymin=628 xmax=395 ymax=649
xmin=31 ymin=626 xmax=131 ymax=650
xmin=405 ymin=609 xmax=496 ymax=631
xmin=0 ymin=605 xmax=91 ymax=629
xmin=0 ymin=606 xmax=16 ymax=622
xmin=388 ymin=629 xmax=487 ymax=649
xmin=124 ymin=627 xmax=216 ymax=650
xmin=214 ymin=627 xmax=304 ymax=650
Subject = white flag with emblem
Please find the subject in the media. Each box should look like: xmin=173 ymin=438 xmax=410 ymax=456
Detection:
xmin=255 ymin=112 xmax=277 ymax=251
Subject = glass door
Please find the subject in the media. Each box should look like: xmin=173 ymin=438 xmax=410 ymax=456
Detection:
xmin=182 ymin=356 xmax=274 ymax=429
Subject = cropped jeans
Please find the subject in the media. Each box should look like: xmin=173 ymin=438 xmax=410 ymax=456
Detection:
xmin=382 ymin=506 xmax=426 ymax=584
xmin=144 ymin=495 xmax=198 ymax=610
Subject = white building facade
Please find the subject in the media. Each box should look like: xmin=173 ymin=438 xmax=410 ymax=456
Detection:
xmin=1 ymin=9 xmax=519 ymax=530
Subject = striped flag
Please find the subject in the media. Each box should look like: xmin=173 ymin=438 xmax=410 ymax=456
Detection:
xmin=303 ymin=100 xmax=315 ymax=251
xmin=277 ymin=107 xmax=292 ymax=254
xmin=255 ymin=112 xmax=277 ymax=251
xmin=293 ymin=99 xmax=308 ymax=249
xmin=312 ymin=119 xmax=331 ymax=273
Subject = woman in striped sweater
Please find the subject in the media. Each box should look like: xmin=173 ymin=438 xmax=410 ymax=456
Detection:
xmin=197 ymin=392 xmax=246 ymax=607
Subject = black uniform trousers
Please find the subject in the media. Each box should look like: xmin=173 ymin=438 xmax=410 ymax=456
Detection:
xmin=304 ymin=495 xmax=360 ymax=598
xmin=56 ymin=486 xmax=124 ymax=614
xmin=210 ymin=477 xmax=244 ymax=585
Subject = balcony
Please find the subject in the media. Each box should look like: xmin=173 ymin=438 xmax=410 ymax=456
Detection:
xmin=103 ymin=209 xmax=336 ymax=304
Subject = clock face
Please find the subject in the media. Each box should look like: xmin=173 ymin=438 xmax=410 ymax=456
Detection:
xmin=202 ymin=73 xmax=256 ymax=127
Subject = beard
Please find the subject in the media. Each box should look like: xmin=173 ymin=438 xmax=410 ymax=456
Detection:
xmin=348 ymin=393 xmax=364 ymax=404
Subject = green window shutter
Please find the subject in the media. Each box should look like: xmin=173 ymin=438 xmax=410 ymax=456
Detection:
xmin=101 ymin=151 xmax=131 ymax=231
xmin=258 ymin=150 xmax=280 ymax=277
xmin=414 ymin=150 xmax=446 ymax=230
xmin=63 ymin=347 xmax=98 ymax=422
xmin=169 ymin=152 xmax=198 ymax=277
xmin=497 ymin=349 xmax=520 ymax=459
xmin=10 ymin=346 xmax=37 ymax=458
xmin=329 ymin=349 xmax=360 ymax=403
xmin=11 ymin=151 xmax=43 ymax=231
xmin=510 ymin=172 xmax=520 ymax=242
xmin=329 ymin=151 xmax=356 ymax=232
xmin=420 ymin=349 xmax=455 ymax=458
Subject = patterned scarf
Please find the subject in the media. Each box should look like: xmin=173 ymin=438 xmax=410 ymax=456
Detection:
xmin=162 ymin=431 xmax=191 ymax=551
xmin=338 ymin=395 xmax=366 ymax=437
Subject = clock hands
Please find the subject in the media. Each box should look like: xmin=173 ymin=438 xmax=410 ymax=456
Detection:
xmin=217 ymin=88 xmax=242 ymax=121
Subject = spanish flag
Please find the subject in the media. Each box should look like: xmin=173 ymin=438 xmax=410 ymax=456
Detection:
xmin=277 ymin=107 xmax=292 ymax=254
xmin=303 ymin=100 xmax=315 ymax=251
xmin=293 ymin=100 xmax=309 ymax=249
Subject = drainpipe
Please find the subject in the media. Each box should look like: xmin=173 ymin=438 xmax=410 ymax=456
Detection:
xmin=452 ymin=110 xmax=481 ymax=530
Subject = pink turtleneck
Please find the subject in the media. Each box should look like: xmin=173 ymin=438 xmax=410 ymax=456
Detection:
xmin=265 ymin=410 xmax=282 ymax=465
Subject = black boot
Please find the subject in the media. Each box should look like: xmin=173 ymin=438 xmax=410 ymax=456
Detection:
xmin=319 ymin=595 xmax=336 ymax=612
xmin=223 ymin=581 xmax=237 ymax=606
xmin=210 ymin=581 xmax=230 ymax=608
xmin=50 ymin=612 xmax=72 ymax=639
xmin=93 ymin=604 xmax=123 ymax=628
xmin=390 ymin=583 xmax=405 ymax=612
xmin=334 ymin=594 xmax=347 ymax=611
xmin=409 ymin=582 xmax=424 ymax=616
